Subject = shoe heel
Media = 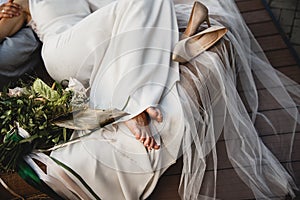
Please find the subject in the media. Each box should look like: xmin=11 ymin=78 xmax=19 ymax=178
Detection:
xmin=205 ymin=16 xmax=211 ymax=27
xmin=182 ymin=1 xmax=210 ymax=38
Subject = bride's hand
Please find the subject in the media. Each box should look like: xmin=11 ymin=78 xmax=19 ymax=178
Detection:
xmin=125 ymin=107 xmax=163 ymax=150
xmin=0 ymin=0 xmax=21 ymax=19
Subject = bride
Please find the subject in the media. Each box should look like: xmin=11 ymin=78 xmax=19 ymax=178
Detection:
xmin=0 ymin=0 xmax=299 ymax=199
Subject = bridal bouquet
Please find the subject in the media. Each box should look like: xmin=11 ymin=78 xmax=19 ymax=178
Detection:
xmin=0 ymin=78 xmax=127 ymax=173
xmin=0 ymin=78 xmax=75 ymax=172
xmin=0 ymin=78 xmax=128 ymax=199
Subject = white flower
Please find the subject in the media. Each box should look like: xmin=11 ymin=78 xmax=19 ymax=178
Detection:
xmin=67 ymin=78 xmax=89 ymax=109
xmin=8 ymin=87 xmax=25 ymax=97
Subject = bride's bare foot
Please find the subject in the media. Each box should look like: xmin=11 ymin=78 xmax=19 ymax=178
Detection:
xmin=146 ymin=107 xmax=163 ymax=123
xmin=125 ymin=108 xmax=163 ymax=150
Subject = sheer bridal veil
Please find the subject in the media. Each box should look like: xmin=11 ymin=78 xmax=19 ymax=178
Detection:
xmin=174 ymin=0 xmax=299 ymax=199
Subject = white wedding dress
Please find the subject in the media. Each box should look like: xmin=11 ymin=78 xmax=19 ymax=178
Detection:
xmin=26 ymin=0 xmax=299 ymax=199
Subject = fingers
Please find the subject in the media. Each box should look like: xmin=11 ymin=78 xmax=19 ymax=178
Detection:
xmin=146 ymin=107 xmax=163 ymax=123
xmin=0 ymin=2 xmax=21 ymax=18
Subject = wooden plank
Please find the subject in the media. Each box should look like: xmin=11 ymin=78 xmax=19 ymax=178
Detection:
xmin=207 ymin=132 xmax=300 ymax=170
xmin=277 ymin=65 xmax=300 ymax=83
xmin=148 ymin=175 xmax=181 ymax=200
xmin=239 ymin=86 xmax=300 ymax=111
xmin=149 ymin=166 xmax=255 ymax=199
xmin=256 ymin=34 xmax=287 ymax=51
xmin=248 ymin=21 xmax=279 ymax=37
xmin=215 ymin=169 xmax=255 ymax=199
xmin=215 ymin=161 xmax=300 ymax=199
xmin=236 ymin=0 xmax=265 ymax=13
xmin=164 ymin=158 xmax=183 ymax=176
xmin=241 ymin=10 xmax=272 ymax=24
xmin=255 ymin=109 xmax=300 ymax=135
xmin=237 ymin=65 xmax=300 ymax=92
xmin=265 ymin=49 xmax=298 ymax=68
xmin=150 ymin=160 xmax=300 ymax=200
xmin=163 ymin=131 xmax=300 ymax=176
xmin=152 ymin=159 xmax=300 ymax=199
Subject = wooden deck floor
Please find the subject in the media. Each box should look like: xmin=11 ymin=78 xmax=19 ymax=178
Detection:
xmin=0 ymin=0 xmax=299 ymax=199
xmin=148 ymin=0 xmax=300 ymax=199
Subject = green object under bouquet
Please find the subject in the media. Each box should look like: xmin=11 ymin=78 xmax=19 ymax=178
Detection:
xmin=17 ymin=160 xmax=64 ymax=200
xmin=1 ymin=125 xmax=64 ymax=199
xmin=0 ymin=78 xmax=127 ymax=199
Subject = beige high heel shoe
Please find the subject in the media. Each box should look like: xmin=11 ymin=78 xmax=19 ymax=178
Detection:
xmin=173 ymin=26 xmax=228 ymax=63
xmin=181 ymin=1 xmax=211 ymax=39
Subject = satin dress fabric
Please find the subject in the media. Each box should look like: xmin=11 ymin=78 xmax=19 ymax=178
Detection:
xmin=28 ymin=0 xmax=299 ymax=199
xmin=29 ymin=0 xmax=184 ymax=199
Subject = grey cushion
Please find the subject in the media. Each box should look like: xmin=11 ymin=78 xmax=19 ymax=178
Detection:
xmin=0 ymin=27 xmax=44 ymax=88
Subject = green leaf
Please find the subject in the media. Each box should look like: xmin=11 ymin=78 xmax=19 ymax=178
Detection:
xmin=33 ymin=79 xmax=60 ymax=101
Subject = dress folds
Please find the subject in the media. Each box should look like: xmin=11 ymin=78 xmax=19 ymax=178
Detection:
xmin=27 ymin=0 xmax=300 ymax=199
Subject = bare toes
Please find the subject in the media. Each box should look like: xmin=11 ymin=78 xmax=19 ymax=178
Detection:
xmin=153 ymin=142 xmax=160 ymax=150
xmin=144 ymin=137 xmax=151 ymax=147
xmin=125 ymin=111 xmax=161 ymax=150
xmin=146 ymin=107 xmax=163 ymax=123
xmin=140 ymin=137 xmax=146 ymax=143
xmin=133 ymin=128 xmax=141 ymax=139
xmin=125 ymin=120 xmax=141 ymax=139
xmin=149 ymin=138 xmax=155 ymax=150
